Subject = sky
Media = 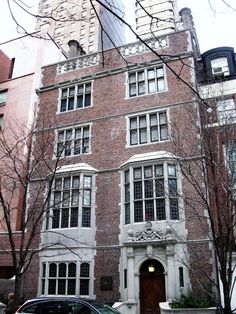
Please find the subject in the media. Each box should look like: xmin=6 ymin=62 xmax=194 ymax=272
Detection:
xmin=0 ymin=0 xmax=236 ymax=53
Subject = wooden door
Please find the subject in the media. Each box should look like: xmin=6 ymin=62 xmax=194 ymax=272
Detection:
xmin=140 ymin=260 xmax=166 ymax=314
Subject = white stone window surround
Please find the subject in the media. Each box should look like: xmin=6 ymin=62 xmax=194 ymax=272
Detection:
xmin=125 ymin=108 xmax=170 ymax=148
xmin=54 ymin=123 xmax=92 ymax=159
xmin=58 ymin=81 xmax=93 ymax=114
xmin=39 ymin=259 xmax=94 ymax=298
xmin=44 ymin=163 xmax=97 ymax=231
xmin=120 ymin=151 xmax=183 ymax=226
xmin=126 ymin=65 xmax=167 ymax=99
xmin=224 ymin=142 xmax=236 ymax=184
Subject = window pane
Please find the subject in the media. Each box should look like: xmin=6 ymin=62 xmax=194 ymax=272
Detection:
xmin=144 ymin=166 xmax=152 ymax=178
xmin=156 ymin=67 xmax=164 ymax=77
xmin=69 ymin=87 xmax=75 ymax=96
xmin=55 ymin=178 xmax=62 ymax=190
xmin=138 ymin=71 xmax=145 ymax=81
xmin=72 ymin=176 xmax=80 ymax=188
xmin=63 ymin=192 xmax=70 ymax=207
xmin=156 ymin=199 xmax=166 ymax=220
xmin=129 ymin=73 xmax=136 ymax=83
xmin=82 ymin=207 xmax=91 ymax=227
xmin=49 ymin=263 xmax=57 ymax=277
xmin=134 ymin=181 xmax=142 ymax=199
xmin=68 ymin=97 xmax=74 ymax=110
xmin=77 ymin=95 xmax=83 ymax=108
xmin=134 ymin=168 xmax=142 ymax=180
xmin=68 ymin=263 xmax=76 ymax=277
xmin=80 ymin=279 xmax=89 ymax=295
xmin=130 ymin=118 xmax=137 ymax=129
xmin=80 ymin=263 xmax=89 ymax=277
xmin=129 ymin=84 xmax=137 ymax=97
xmin=58 ymin=279 xmax=66 ymax=294
xmin=59 ymin=263 xmax=66 ymax=277
xmin=72 ymin=191 xmax=79 ymax=206
xmin=155 ymin=165 xmax=163 ymax=177
xmin=139 ymin=116 xmax=147 ymax=128
xmin=145 ymin=200 xmax=154 ymax=221
xmin=140 ymin=128 xmax=147 ymax=143
xmin=159 ymin=112 xmax=167 ymax=124
xmin=134 ymin=201 xmax=143 ymax=222
xmin=61 ymin=208 xmax=69 ymax=228
xmin=170 ymin=199 xmax=179 ymax=220
xmin=71 ymin=208 xmax=78 ymax=227
xmin=83 ymin=190 xmax=91 ymax=206
xmin=144 ymin=180 xmax=153 ymax=198
xmin=150 ymin=114 xmax=157 ymax=126
xmin=148 ymin=80 xmax=156 ymax=93
xmin=130 ymin=130 xmax=138 ymax=145
xmin=125 ymin=203 xmax=130 ymax=224
xmin=52 ymin=209 xmax=60 ymax=228
xmin=138 ymin=82 xmax=145 ymax=95
xmin=151 ymin=126 xmax=158 ymax=142
xmin=84 ymin=94 xmax=91 ymax=107
xmin=169 ymin=179 xmax=177 ymax=196
xmin=60 ymin=99 xmax=67 ymax=112
xmin=160 ymin=125 xmax=168 ymax=140
xmin=48 ymin=279 xmax=56 ymax=294
xmin=64 ymin=177 xmax=71 ymax=189
xmin=147 ymin=69 xmax=155 ymax=79
xmin=155 ymin=179 xmax=164 ymax=197
xmin=168 ymin=165 xmax=176 ymax=176
xmin=84 ymin=176 xmax=92 ymax=188
xmin=158 ymin=78 xmax=165 ymax=91
xmin=67 ymin=279 xmax=76 ymax=295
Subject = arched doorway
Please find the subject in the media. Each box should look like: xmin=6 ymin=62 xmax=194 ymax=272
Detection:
xmin=140 ymin=259 xmax=166 ymax=314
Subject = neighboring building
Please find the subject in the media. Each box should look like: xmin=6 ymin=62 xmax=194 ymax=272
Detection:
xmin=0 ymin=32 xmax=65 ymax=298
xmin=135 ymin=0 xmax=179 ymax=39
xmin=35 ymin=0 xmax=125 ymax=54
xmin=28 ymin=8 xmax=214 ymax=313
xmin=198 ymin=46 xmax=236 ymax=312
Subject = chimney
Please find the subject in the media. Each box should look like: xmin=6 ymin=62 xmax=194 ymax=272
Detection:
xmin=68 ymin=40 xmax=86 ymax=58
xmin=179 ymin=7 xmax=200 ymax=57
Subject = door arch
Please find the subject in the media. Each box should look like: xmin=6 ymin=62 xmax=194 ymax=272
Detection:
xmin=140 ymin=259 xmax=166 ymax=314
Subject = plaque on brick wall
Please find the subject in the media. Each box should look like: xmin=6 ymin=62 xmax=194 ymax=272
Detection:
xmin=100 ymin=276 xmax=113 ymax=291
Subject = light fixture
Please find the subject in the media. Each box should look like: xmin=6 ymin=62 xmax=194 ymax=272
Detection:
xmin=148 ymin=264 xmax=155 ymax=272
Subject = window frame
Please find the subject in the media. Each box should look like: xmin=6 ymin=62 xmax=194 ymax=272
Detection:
xmin=127 ymin=65 xmax=166 ymax=98
xmin=126 ymin=109 xmax=169 ymax=147
xmin=122 ymin=160 xmax=181 ymax=225
xmin=55 ymin=123 xmax=91 ymax=158
xmin=45 ymin=172 xmax=94 ymax=231
xmin=40 ymin=261 xmax=91 ymax=297
xmin=58 ymin=82 xmax=93 ymax=113
xmin=0 ymin=90 xmax=7 ymax=105
xmin=217 ymin=98 xmax=236 ymax=124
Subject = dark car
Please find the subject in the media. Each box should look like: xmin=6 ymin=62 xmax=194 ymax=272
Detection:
xmin=14 ymin=297 xmax=121 ymax=314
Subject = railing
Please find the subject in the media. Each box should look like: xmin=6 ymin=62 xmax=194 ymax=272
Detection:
xmin=57 ymin=36 xmax=168 ymax=74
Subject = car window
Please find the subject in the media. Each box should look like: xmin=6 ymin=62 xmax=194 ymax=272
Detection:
xmin=40 ymin=301 xmax=64 ymax=314
xmin=67 ymin=302 xmax=96 ymax=314
xmin=20 ymin=303 xmax=39 ymax=313
xmin=89 ymin=303 xmax=120 ymax=314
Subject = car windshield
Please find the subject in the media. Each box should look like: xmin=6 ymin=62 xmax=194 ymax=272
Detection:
xmin=89 ymin=302 xmax=120 ymax=314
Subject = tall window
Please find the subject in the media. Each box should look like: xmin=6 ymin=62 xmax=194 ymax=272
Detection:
xmin=217 ymin=98 xmax=236 ymax=124
xmin=128 ymin=66 xmax=165 ymax=97
xmin=41 ymin=262 xmax=77 ymax=296
xmin=79 ymin=263 xmax=90 ymax=295
xmin=0 ymin=90 xmax=7 ymax=105
xmin=60 ymin=82 xmax=92 ymax=112
xmin=123 ymin=162 xmax=179 ymax=224
xmin=46 ymin=174 xmax=93 ymax=230
xmin=128 ymin=111 xmax=168 ymax=146
xmin=56 ymin=125 xmax=90 ymax=158
xmin=227 ymin=143 xmax=236 ymax=183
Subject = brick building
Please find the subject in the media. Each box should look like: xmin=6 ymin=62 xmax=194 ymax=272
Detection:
xmin=0 ymin=33 xmax=65 ymax=299
xmin=26 ymin=7 xmax=216 ymax=313
xmin=197 ymin=46 xmax=236 ymax=312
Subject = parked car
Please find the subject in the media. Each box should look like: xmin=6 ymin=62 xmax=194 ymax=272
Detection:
xmin=14 ymin=297 xmax=121 ymax=314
